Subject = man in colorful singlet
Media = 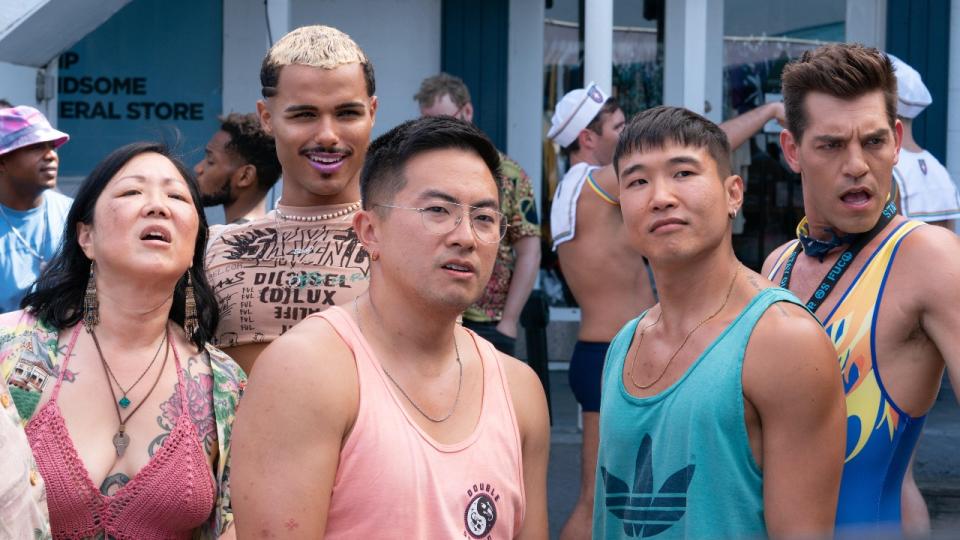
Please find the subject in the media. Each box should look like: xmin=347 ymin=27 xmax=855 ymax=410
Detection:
xmin=204 ymin=25 xmax=377 ymax=375
xmin=762 ymin=43 xmax=960 ymax=533
xmin=548 ymin=84 xmax=793 ymax=539
xmin=231 ymin=116 xmax=550 ymax=538
xmin=593 ymin=106 xmax=845 ymax=540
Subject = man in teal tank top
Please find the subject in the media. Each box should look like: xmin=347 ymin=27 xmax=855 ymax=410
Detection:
xmin=593 ymin=106 xmax=847 ymax=539
xmin=762 ymin=44 xmax=960 ymax=535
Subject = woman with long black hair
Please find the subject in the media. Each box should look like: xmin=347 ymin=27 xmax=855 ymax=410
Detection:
xmin=0 ymin=142 xmax=244 ymax=539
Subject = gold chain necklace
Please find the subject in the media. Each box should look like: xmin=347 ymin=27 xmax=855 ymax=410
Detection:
xmin=353 ymin=296 xmax=462 ymax=423
xmin=627 ymin=264 xmax=740 ymax=390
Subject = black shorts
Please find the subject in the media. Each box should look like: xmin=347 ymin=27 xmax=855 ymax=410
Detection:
xmin=568 ymin=341 xmax=610 ymax=413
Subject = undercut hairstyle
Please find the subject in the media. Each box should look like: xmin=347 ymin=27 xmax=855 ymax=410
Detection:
xmin=219 ymin=112 xmax=282 ymax=192
xmin=781 ymin=43 xmax=897 ymax=141
xmin=414 ymin=73 xmax=471 ymax=109
xmin=360 ymin=116 xmax=501 ymax=208
xmin=563 ymin=97 xmax=621 ymax=156
xmin=614 ymin=106 xmax=732 ymax=178
xmin=260 ymin=25 xmax=375 ymax=98
xmin=21 ymin=142 xmax=219 ymax=350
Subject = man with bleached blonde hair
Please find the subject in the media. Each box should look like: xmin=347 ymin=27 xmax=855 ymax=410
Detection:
xmin=204 ymin=25 xmax=378 ymax=374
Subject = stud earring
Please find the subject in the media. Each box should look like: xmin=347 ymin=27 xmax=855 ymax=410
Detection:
xmin=370 ymin=251 xmax=380 ymax=262
xmin=184 ymin=272 xmax=199 ymax=339
xmin=82 ymin=263 xmax=99 ymax=331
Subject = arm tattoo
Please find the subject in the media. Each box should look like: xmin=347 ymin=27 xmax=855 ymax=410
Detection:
xmin=746 ymin=273 xmax=789 ymax=315
xmin=148 ymin=355 xmax=217 ymax=457
xmin=100 ymin=473 xmax=130 ymax=496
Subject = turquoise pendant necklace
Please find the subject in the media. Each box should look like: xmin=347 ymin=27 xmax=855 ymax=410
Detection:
xmin=95 ymin=331 xmax=166 ymax=408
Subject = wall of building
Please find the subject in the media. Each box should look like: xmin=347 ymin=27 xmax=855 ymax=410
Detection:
xmin=289 ymin=0 xmax=442 ymax=138
xmin=0 ymin=61 xmax=41 ymax=109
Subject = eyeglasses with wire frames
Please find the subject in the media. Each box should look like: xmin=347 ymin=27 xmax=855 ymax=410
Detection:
xmin=373 ymin=201 xmax=508 ymax=244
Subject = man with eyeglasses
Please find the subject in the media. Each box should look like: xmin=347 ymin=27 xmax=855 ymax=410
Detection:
xmin=232 ymin=116 xmax=550 ymax=539
xmin=415 ymin=73 xmax=541 ymax=355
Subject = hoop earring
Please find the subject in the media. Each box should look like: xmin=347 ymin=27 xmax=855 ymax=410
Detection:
xmin=184 ymin=272 xmax=199 ymax=340
xmin=83 ymin=263 xmax=99 ymax=331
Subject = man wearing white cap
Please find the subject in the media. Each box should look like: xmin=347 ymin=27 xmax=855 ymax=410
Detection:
xmin=548 ymin=83 xmax=654 ymax=540
xmin=0 ymin=106 xmax=72 ymax=312
xmin=549 ymin=83 xmax=786 ymax=539
xmin=889 ymin=54 xmax=960 ymax=229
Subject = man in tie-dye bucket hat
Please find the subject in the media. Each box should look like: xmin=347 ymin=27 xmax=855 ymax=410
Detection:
xmin=0 ymin=105 xmax=73 ymax=312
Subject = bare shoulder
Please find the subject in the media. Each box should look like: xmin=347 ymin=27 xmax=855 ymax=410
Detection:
xmin=593 ymin=164 xmax=618 ymax=191
xmin=761 ymin=240 xmax=796 ymax=278
xmin=895 ymin=221 xmax=960 ymax=270
xmin=744 ymin=299 xmax=839 ymax=398
xmin=243 ymin=316 xmax=359 ymax=431
xmin=498 ymin=352 xmax=549 ymax=442
xmin=892 ymin=222 xmax=960 ymax=308
xmin=499 ymin=352 xmax=545 ymax=400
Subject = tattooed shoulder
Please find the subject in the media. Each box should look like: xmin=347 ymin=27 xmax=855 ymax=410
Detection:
xmin=149 ymin=354 xmax=217 ymax=457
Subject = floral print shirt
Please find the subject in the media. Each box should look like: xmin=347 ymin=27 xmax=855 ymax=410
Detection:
xmin=0 ymin=310 xmax=245 ymax=539
xmin=0 ymin=373 xmax=51 ymax=540
xmin=463 ymin=154 xmax=541 ymax=323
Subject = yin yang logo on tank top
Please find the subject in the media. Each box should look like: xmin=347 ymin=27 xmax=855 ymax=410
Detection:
xmin=463 ymin=482 xmax=499 ymax=539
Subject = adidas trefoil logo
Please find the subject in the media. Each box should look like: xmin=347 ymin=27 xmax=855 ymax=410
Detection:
xmin=600 ymin=434 xmax=695 ymax=538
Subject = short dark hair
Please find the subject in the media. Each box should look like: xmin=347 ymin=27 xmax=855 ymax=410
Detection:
xmin=0 ymin=98 xmax=12 ymax=109
xmin=360 ymin=116 xmax=501 ymax=208
xmin=562 ymin=97 xmax=621 ymax=156
xmin=414 ymin=73 xmax=471 ymax=109
xmin=614 ymin=106 xmax=732 ymax=178
xmin=21 ymin=142 xmax=219 ymax=350
xmin=781 ymin=43 xmax=897 ymax=141
xmin=219 ymin=113 xmax=281 ymax=192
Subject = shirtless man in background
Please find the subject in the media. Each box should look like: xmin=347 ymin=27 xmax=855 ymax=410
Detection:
xmin=548 ymin=83 xmax=785 ymax=538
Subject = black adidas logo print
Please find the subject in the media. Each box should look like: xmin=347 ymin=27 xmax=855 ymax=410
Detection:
xmin=600 ymin=434 xmax=695 ymax=538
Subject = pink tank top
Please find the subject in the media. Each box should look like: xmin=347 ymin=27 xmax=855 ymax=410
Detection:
xmin=316 ymin=306 xmax=526 ymax=539
xmin=25 ymin=325 xmax=216 ymax=539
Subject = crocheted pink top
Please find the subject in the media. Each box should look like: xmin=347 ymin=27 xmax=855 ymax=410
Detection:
xmin=25 ymin=325 xmax=216 ymax=539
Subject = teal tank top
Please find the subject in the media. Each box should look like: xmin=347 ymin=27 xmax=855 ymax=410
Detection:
xmin=593 ymin=287 xmax=805 ymax=539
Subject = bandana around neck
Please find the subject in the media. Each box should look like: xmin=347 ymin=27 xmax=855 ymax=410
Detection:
xmin=795 ymin=181 xmax=900 ymax=262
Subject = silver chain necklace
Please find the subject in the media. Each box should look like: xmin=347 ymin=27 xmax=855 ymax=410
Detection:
xmin=353 ymin=295 xmax=462 ymax=423
xmin=0 ymin=198 xmax=50 ymax=269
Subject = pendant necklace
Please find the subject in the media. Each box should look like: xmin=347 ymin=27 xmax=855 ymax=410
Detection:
xmin=97 ymin=331 xmax=166 ymax=408
xmin=91 ymin=325 xmax=171 ymax=457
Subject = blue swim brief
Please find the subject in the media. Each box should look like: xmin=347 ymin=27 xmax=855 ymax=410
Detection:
xmin=568 ymin=341 xmax=610 ymax=413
